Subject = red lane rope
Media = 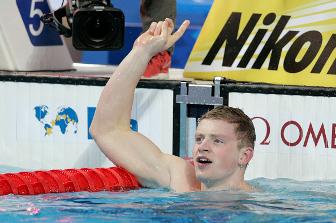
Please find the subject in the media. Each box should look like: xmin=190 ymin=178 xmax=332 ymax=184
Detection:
xmin=0 ymin=167 xmax=141 ymax=196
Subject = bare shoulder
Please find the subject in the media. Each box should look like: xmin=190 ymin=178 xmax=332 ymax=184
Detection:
xmin=163 ymin=154 xmax=201 ymax=192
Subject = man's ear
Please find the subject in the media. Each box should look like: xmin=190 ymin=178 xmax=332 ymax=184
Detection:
xmin=239 ymin=147 xmax=254 ymax=166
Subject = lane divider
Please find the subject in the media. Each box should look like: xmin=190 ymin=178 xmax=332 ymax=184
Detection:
xmin=0 ymin=167 xmax=141 ymax=195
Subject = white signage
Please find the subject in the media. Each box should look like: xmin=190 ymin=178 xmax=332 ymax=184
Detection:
xmin=0 ymin=81 xmax=174 ymax=170
xmin=229 ymin=92 xmax=336 ymax=180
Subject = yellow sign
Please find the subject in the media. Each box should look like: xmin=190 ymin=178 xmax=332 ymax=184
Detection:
xmin=184 ymin=0 xmax=336 ymax=87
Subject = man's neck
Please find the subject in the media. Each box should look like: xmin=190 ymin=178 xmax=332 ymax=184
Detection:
xmin=201 ymin=180 xmax=253 ymax=192
xmin=200 ymin=171 xmax=252 ymax=192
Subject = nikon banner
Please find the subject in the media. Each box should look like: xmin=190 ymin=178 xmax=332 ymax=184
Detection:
xmin=184 ymin=0 xmax=336 ymax=87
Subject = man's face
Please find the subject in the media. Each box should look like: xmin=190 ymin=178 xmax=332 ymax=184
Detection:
xmin=192 ymin=119 xmax=241 ymax=186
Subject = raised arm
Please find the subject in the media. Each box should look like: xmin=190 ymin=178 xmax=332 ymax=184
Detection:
xmin=90 ymin=19 xmax=190 ymax=188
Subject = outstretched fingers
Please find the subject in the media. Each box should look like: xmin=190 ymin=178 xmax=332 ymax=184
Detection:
xmin=135 ymin=19 xmax=189 ymax=55
xmin=171 ymin=20 xmax=190 ymax=43
xmin=162 ymin=20 xmax=190 ymax=50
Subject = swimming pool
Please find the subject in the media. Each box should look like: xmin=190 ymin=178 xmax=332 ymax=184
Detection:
xmin=0 ymin=178 xmax=335 ymax=222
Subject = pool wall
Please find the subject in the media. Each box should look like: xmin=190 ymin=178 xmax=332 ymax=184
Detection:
xmin=0 ymin=73 xmax=175 ymax=170
xmin=0 ymin=72 xmax=335 ymax=181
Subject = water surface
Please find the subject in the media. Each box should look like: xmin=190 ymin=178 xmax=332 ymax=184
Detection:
xmin=0 ymin=177 xmax=335 ymax=222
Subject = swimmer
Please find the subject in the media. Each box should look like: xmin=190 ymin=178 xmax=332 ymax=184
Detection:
xmin=90 ymin=18 xmax=256 ymax=192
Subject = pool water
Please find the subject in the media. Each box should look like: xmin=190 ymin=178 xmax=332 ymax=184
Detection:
xmin=0 ymin=178 xmax=335 ymax=222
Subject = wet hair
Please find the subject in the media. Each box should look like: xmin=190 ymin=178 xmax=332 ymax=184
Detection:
xmin=199 ymin=106 xmax=256 ymax=149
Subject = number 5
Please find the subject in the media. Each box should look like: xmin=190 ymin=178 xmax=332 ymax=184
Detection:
xmin=29 ymin=0 xmax=44 ymax=36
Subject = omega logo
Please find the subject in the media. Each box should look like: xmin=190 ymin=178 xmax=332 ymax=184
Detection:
xmin=251 ymin=117 xmax=336 ymax=148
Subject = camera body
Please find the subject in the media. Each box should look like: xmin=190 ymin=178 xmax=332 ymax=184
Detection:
xmin=42 ymin=0 xmax=124 ymax=50
xmin=71 ymin=3 xmax=124 ymax=50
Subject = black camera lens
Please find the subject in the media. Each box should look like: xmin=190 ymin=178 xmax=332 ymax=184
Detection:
xmin=79 ymin=13 xmax=117 ymax=48
xmin=85 ymin=14 xmax=114 ymax=42
xmin=72 ymin=8 xmax=124 ymax=50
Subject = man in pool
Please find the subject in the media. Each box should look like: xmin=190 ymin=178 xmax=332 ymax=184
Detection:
xmin=90 ymin=18 xmax=256 ymax=192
